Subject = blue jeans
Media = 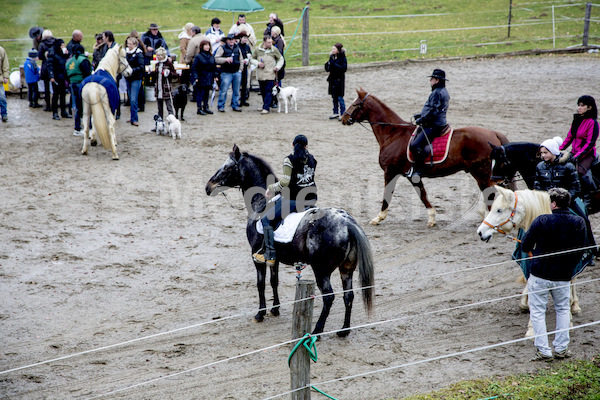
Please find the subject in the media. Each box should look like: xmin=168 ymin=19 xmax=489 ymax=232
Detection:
xmin=126 ymin=79 xmax=142 ymax=123
xmin=70 ymin=82 xmax=83 ymax=130
xmin=333 ymin=95 xmax=345 ymax=115
xmin=261 ymin=198 xmax=298 ymax=230
xmin=0 ymin=83 xmax=7 ymax=116
xmin=259 ymin=80 xmax=275 ymax=111
xmin=217 ymin=71 xmax=241 ymax=110
xmin=527 ymin=274 xmax=571 ymax=356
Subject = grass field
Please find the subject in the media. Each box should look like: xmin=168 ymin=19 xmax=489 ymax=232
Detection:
xmin=1 ymin=0 xmax=598 ymax=70
xmin=400 ymin=356 xmax=600 ymax=400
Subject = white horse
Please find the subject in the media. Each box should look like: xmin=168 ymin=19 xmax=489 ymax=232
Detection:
xmin=81 ymin=44 xmax=132 ymax=160
xmin=477 ymin=185 xmax=582 ymax=337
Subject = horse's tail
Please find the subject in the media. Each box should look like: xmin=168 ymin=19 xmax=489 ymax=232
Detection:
xmin=88 ymin=84 xmax=111 ymax=150
xmin=348 ymin=221 xmax=374 ymax=316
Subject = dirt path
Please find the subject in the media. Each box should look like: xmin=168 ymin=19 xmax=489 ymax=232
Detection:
xmin=1 ymin=54 xmax=599 ymax=399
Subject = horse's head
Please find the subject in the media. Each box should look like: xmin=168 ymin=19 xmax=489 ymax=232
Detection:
xmin=489 ymin=143 xmax=513 ymax=186
xmin=341 ymin=88 xmax=370 ymax=125
xmin=477 ymin=185 xmax=524 ymax=241
xmin=206 ymin=145 xmax=244 ymax=196
xmin=116 ymin=44 xmax=133 ymax=78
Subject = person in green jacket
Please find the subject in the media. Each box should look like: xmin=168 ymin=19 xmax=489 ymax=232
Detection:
xmin=66 ymin=44 xmax=91 ymax=135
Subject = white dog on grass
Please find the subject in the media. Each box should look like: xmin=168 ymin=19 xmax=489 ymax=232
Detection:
xmin=272 ymin=86 xmax=298 ymax=114
xmin=166 ymin=114 xmax=182 ymax=140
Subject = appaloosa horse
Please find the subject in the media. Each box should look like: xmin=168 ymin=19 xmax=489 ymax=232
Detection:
xmin=341 ymin=89 xmax=510 ymax=227
xmin=81 ymin=44 xmax=132 ymax=160
xmin=206 ymin=145 xmax=374 ymax=336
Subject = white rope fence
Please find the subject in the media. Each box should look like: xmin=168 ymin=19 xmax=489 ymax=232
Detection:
xmin=262 ymin=320 xmax=600 ymax=400
xmin=81 ymin=277 xmax=600 ymax=399
xmin=1 ymin=238 xmax=597 ymax=377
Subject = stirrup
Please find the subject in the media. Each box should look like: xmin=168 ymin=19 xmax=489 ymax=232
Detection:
xmin=253 ymin=252 xmax=275 ymax=266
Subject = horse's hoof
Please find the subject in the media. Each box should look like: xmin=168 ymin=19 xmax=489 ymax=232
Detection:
xmin=81 ymin=150 xmax=87 ymax=156
xmin=336 ymin=328 xmax=351 ymax=337
xmin=112 ymin=156 xmax=119 ymax=161
xmin=427 ymin=221 xmax=436 ymax=227
xmin=270 ymin=307 xmax=280 ymax=317
xmin=519 ymin=303 xmax=529 ymax=311
xmin=91 ymin=140 xmax=97 ymax=147
xmin=572 ymin=305 xmax=582 ymax=315
xmin=525 ymin=327 xmax=535 ymax=338
xmin=254 ymin=313 xmax=265 ymax=323
xmin=369 ymin=218 xmax=380 ymax=226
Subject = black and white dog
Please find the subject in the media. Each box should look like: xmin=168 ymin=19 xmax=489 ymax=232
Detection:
xmin=272 ymin=85 xmax=298 ymax=114
xmin=153 ymin=114 xmax=167 ymax=135
xmin=173 ymin=84 xmax=189 ymax=121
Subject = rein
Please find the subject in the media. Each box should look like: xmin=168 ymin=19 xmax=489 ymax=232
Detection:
xmin=483 ymin=192 xmax=522 ymax=242
xmin=345 ymin=92 xmax=415 ymax=129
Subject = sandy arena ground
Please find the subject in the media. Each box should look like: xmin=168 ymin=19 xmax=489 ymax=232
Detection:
xmin=1 ymin=54 xmax=599 ymax=399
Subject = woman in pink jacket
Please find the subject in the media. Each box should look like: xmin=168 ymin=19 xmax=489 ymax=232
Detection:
xmin=560 ymin=95 xmax=599 ymax=199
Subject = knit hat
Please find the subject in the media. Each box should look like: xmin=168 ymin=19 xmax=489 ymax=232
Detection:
xmin=293 ymin=134 xmax=308 ymax=147
xmin=540 ymin=136 xmax=564 ymax=156
xmin=28 ymin=49 xmax=38 ymax=58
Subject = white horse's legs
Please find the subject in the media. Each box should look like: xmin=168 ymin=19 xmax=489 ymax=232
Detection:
xmin=571 ymin=278 xmax=581 ymax=314
xmin=81 ymin=103 xmax=90 ymax=155
xmin=102 ymin=101 xmax=118 ymax=160
xmin=519 ymin=284 xmax=529 ymax=311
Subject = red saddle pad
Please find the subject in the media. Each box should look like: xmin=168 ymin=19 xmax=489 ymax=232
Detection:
xmin=407 ymin=126 xmax=454 ymax=164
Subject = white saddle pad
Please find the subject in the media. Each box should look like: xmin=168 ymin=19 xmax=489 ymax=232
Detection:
xmin=256 ymin=209 xmax=312 ymax=243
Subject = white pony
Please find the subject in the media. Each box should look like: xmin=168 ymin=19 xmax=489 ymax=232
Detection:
xmin=81 ymin=45 xmax=132 ymax=160
xmin=477 ymin=185 xmax=582 ymax=337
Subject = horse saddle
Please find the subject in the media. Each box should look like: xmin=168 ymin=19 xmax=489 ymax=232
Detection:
xmin=256 ymin=208 xmax=314 ymax=243
xmin=407 ymin=125 xmax=454 ymax=165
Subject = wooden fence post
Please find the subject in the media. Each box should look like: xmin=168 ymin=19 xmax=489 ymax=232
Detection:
xmin=290 ymin=279 xmax=315 ymax=400
xmin=583 ymin=2 xmax=592 ymax=46
xmin=302 ymin=2 xmax=310 ymax=66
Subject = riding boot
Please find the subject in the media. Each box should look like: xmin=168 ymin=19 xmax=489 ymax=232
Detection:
xmin=263 ymin=226 xmax=276 ymax=266
xmin=203 ymin=104 xmax=213 ymax=115
xmin=253 ymin=226 xmax=276 ymax=266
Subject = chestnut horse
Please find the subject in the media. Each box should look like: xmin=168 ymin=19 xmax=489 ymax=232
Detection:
xmin=341 ymin=89 xmax=510 ymax=227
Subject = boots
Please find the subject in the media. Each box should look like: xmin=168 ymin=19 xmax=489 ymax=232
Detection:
xmin=253 ymin=226 xmax=276 ymax=266
xmin=204 ymin=104 xmax=213 ymax=115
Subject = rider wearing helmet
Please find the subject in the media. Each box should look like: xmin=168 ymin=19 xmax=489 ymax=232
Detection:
xmin=253 ymin=135 xmax=317 ymax=266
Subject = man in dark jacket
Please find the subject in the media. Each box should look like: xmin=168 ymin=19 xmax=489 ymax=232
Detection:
xmin=521 ymin=187 xmax=587 ymax=361
xmin=47 ymin=39 xmax=71 ymax=120
xmin=409 ymin=68 xmax=450 ymax=183
xmin=67 ymin=30 xmax=83 ymax=55
xmin=141 ymin=23 xmax=170 ymax=65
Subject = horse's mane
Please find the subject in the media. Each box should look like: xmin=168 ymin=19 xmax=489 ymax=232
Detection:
xmin=516 ymin=189 xmax=551 ymax=230
xmin=242 ymin=152 xmax=278 ymax=182
xmin=359 ymin=91 xmax=412 ymax=127
xmin=505 ymin=142 xmax=540 ymax=157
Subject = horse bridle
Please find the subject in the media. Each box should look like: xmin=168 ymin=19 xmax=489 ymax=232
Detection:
xmin=482 ymin=192 xmax=519 ymax=237
xmin=343 ymin=93 xmax=371 ymax=125
xmin=344 ymin=92 xmax=417 ymax=129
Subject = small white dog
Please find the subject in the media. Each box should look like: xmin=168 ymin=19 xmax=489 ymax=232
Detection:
xmin=272 ymin=86 xmax=298 ymax=114
xmin=166 ymin=114 xmax=182 ymax=140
